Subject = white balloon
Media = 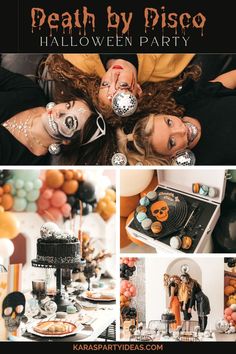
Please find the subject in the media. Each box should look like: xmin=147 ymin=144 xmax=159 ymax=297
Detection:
xmin=0 ymin=238 xmax=14 ymax=258
xmin=120 ymin=170 xmax=154 ymax=196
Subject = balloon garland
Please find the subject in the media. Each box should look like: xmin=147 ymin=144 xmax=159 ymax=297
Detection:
xmin=0 ymin=169 xmax=116 ymax=223
xmin=120 ymin=257 xmax=138 ymax=326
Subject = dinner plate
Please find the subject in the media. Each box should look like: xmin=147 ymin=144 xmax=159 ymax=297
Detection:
xmin=27 ymin=320 xmax=83 ymax=338
xmin=81 ymin=291 xmax=116 ymax=302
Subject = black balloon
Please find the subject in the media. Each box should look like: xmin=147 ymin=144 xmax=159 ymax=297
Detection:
xmin=0 ymin=170 xmax=12 ymax=186
xmin=67 ymin=196 xmax=76 ymax=206
xmin=76 ymin=181 xmax=95 ymax=203
xmin=213 ymin=209 xmax=236 ymax=252
xmin=222 ymin=181 xmax=236 ymax=211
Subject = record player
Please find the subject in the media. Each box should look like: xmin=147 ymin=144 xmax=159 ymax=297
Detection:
xmin=126 ymin=169 xmax=229 ymax=253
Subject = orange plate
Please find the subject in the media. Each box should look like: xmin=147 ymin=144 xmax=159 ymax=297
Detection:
xmin=33 ymin=321 xmax=77 ymax=336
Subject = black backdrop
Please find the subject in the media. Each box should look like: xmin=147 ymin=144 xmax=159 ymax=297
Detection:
xmin=0 ymin=0 xmax=235 ymax=53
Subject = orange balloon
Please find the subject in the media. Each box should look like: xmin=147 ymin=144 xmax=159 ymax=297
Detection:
xmin=120 ymin=217 xmax=132 ymax=248
xmin=0 ymin=210 xmax=20 ymax=239
xmin=106 ymin=189 xmax=116 ymax=202
xmin=62 ymin=180 xmax=79 ymax=194
xmin=224 ymin=286 xmax=235 ymax=296
xmin=73 ymin=170 xmax=84 ymax=181
xmin=1 ymin=194 xmax=14 ymax=211
xmin=120 ymin=194 xmax=139 ymax=217
xmin=126 ymin=211 xmax=146 ymax=246
xmin=45 ymin=170 xmax=64 ymax=189
xmin=140 ymin=173 xmax=158 ymax=198
xmin=3 ymin=184 xmax=12 ymax=193
xmin=64 ymin=170 xmax=74 ymax=181
xmin=0 ymin=187 xmax=3 ymax=196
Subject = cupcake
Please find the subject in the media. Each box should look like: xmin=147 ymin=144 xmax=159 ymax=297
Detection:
xmin=146 ymin=191 xmax=157 ymax=201
xmin=141 ymin=218 xmax=152 ymax=231
xmin=170 ymin=236 xmax=182 ymax=249
xmin=181 ymin=236 xmax=192 ymax=250
xmin=136 ymin=212 xmax=147 ymax=223
xmin=151 ymin=221 xmax=163 ymax=234
xmin=136 ymin=205 xmax=147 ymax=214
xmin=139 ymin=196 xmax=150 ymax=206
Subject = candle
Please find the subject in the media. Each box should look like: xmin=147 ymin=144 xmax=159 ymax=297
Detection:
xmin=79 ymin=200 xmax=83 ymax=256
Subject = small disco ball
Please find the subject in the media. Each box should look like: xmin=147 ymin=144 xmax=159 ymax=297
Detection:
xmin=215 ymin=319 xmax=230 ymax=333
xmin=44 ymin=300 xmax=57 ymax=315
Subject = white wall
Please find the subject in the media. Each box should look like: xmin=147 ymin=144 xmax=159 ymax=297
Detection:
xmin=145 ymin=256 xmax=224 ymax=329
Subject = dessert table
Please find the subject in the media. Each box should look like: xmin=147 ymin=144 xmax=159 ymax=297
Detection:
xmin=7 ymin=278 xmax=116 ymax=342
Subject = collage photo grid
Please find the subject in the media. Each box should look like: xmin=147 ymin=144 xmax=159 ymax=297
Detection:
xmin=0 ymin=51 xmax=236 ymax=348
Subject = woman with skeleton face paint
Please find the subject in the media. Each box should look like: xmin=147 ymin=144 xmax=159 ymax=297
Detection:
xmin=0 ymin=67 xmax=109 ymax=165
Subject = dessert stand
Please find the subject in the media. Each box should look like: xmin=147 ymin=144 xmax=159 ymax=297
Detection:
xmin=32 ymin=257 xmax=85 ymax=312
xmin=160 ymin=318 xmax=176 ymax=337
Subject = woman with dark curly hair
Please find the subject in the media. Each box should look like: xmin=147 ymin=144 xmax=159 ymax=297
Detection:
xmin=117 ymin=66 xmax=236 ymax=165
xmin=0 ymin=66 xmax=115 ymax=165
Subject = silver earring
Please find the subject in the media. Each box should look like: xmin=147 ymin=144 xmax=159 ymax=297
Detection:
xmin=46 ymin=102 xmax=56 ymax=110
xmin=48 ymin=143 xmax=61 ymax=155
xmin=172 ymin=149 xmax=196 ymax=166
xmin=111 ymin=153 xmax=127 ymax=166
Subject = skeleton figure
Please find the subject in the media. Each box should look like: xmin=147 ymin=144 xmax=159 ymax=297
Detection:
xmin=2 ymin=291 xmax=25 ymax=332
xmin=151 ymin=200 xmax=169 ymax=222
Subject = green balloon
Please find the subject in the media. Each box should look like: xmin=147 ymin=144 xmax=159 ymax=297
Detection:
xmin=13 ymin=197 xmax=27 ymax=212
xmin=33 ymin=179 xmax=43 ymax=189
xmin=15 ymin=179 xmax=24 ymax=189
xmin=27 ymin=189 xmax=40 ymax=202
xmin=26 ymin=202 xmax=37 ymax=213
xmin=17 ymin=189 xmax=26 ymax=198
xmin=13 ymin=170 xmax=40 ymax=181
xmin=25 ymin=181 xmax=34 ymax=192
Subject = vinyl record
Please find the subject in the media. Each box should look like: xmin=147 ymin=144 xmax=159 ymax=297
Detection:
xmin=134 ymin=190 xmax=188 ymax=239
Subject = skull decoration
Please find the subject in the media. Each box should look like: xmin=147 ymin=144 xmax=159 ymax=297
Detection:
xmin=151 ymin=200 xmax=169 ymax=222
xmin=2 ymin=291 xmax=25 ymax=332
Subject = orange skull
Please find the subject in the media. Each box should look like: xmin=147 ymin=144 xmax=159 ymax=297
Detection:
xmin=151 ymin=201 xmax=169 ymax=222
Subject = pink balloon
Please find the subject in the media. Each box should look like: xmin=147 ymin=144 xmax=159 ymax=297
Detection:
xmin=224 ymin=314 xmax=228 ymax=320
xmin=127 ymin=283 xmax=132 ymax=288
xmin=45 ymin=207 xmax=63 ymax=221
xmin=123 ymin=259 xmax=128 ymax=264
xmin=37 ymin=197 xmax=50 ymax=211
xmin=124 ymin=291 xmax=131 ymax=298
xmin=130 ymin=286 xmax=135 ymax=293
xmin=120 ymin=287 xmax=126 ymax=294
xmin=131 ymin=289 xmax=136 ymax=297
xmin=231 ymin=312 xmax=236 ymax=321
xmin=128 ymin=262 xmax=134 ymax=268
xmin=42 ymin=188 xmax=53 ymax=200
xmin=225 ymin=307 xmax=233 ymax=316
xmin=51 ymin=190 xmax=67 ymax=208
xmin=121 ymin=280 xmax=128 ymax=287
xmin=61 ymin=203 xmax=71 ymax=217
xmin=227 ymin=316 xmax=232 ymax=321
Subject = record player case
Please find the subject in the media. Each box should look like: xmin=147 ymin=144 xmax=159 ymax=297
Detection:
xmin=126 ymin=169 xmax=228 ymax=253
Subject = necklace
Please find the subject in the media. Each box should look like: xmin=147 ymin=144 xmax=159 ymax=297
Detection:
xmin=3 ymin=113 xmax=48 ymax=150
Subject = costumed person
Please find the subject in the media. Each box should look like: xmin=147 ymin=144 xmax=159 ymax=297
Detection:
xmin=0 ymin=66 xmax=114 ymax=165
xmin=188 ymin=282 xmax=210 ymax=332
xmin=62 ymin=53 xmax=236 ymax=113
xmin=164 ymin=274 xmax=181 ymax=329
xmin=116 ymin=67 xmax=236 ymax=165
xmin=178 ymin=273 xmax=193 ymax=332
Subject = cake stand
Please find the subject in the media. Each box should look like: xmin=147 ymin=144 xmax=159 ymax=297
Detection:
xmin=160 ymin=319 xmax=176 ymax=337
xmin=32 ymin=258 xmax=85 ymax=312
